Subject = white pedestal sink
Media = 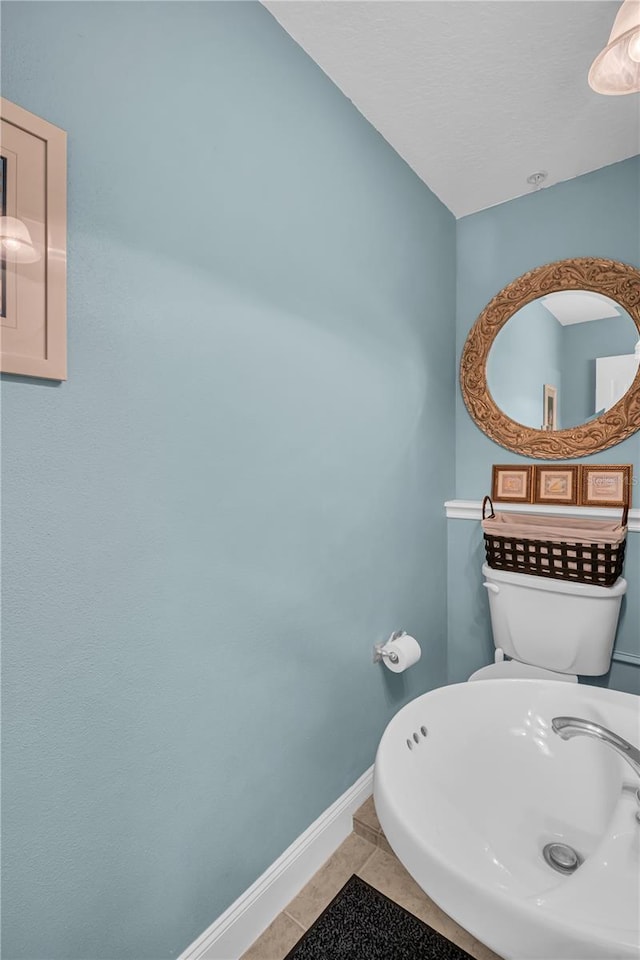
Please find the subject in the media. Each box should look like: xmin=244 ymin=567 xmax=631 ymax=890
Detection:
xmin=374 ymin=679 xmax=640 ymax=960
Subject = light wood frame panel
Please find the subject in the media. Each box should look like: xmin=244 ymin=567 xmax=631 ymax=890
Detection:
xmin=0 ymin=98 xmax=67 ymax=380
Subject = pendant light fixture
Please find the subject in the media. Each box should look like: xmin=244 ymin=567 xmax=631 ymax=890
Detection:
xmin=0 ymin=216 xmax=40 ymax=263
xmin=589 ymin=0 xmax=640 ymax=94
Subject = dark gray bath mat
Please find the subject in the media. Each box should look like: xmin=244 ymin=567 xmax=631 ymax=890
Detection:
xmin=283 ymin=874 xmax=475 ymax=960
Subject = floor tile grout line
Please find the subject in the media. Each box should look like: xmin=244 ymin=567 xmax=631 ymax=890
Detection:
xmin=357 ymin=838 xmax=380 ymax=874
xmin=283 ymin=910 xmax=307 ymax=933
xmin=242 ymin=831 xmax=497 ymax=960
xmin=242 ymin=833 xmax=385 ymax=960
xmin=278 ymin=833 xmax=378 ymax=938
xmin=353 ymin=818 xmax=383 ymax=835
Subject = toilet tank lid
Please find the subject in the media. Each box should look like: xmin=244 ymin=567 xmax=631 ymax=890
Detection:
xmin=482 ymin=563 xmax=627 ymax=598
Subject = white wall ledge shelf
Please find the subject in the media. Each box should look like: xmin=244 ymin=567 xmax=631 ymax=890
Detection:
xmin=444 ymin=499 xmax=639 ymax=532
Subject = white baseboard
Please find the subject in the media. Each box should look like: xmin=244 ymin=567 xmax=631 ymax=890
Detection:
xmin=178 ymin=766 xmax=374 ymax=960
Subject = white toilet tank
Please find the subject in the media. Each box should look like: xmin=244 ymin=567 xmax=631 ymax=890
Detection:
xmin=482 ymin=563 xmax=627 ymax=676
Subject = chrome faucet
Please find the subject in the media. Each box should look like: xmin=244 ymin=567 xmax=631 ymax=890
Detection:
xmin=552 ymin=716 xmax=640 ymax=821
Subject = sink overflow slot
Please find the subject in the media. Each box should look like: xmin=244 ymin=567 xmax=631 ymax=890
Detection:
xmin=406 ymin=727 xmax=428 ymax=750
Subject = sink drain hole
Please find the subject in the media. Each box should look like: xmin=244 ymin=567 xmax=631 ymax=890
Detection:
xmin=542 ymin=842 xmax=582 ymax=875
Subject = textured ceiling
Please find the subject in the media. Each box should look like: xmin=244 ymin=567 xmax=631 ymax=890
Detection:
xmin=264 ymin=1 xmax=640 ymax=217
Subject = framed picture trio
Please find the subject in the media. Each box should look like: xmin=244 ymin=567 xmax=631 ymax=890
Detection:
xmin=491 ymin=463 xmax=633 ymax=509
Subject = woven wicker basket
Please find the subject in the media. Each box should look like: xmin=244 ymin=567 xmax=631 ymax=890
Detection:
xmin=481 ymin=496 xmax=628 ymax=587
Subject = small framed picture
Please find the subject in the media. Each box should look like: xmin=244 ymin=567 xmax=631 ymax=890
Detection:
xmin=580 ymin=465 xmax=633 ymax=508
xmin=533 ymin=465 xmax=579 ymax=505
xmin=491 ymin=465 xmax=533 ymax=503
xmin=542 ymin=384 xmax=558 ymax=431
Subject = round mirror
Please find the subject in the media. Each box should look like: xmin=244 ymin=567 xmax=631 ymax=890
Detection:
xmin=460 ymin=258 xmax=640 ymax=459
xmin=486 ymin=291 xmax=639 ymax=431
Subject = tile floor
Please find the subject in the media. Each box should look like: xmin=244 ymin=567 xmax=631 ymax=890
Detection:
xmin=240 ymin=797 xmax=502 ymax=960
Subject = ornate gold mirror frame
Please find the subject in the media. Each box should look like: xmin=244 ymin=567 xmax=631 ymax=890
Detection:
xmin=460 ymin=257 xmax=640 ymax=459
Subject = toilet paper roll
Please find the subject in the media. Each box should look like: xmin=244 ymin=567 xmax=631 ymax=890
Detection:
xmin=384 ymin=634 xmax=421 ymax=673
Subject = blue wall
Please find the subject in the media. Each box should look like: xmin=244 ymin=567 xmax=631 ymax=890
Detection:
xmin=451 ymin=157 xmax=640 ymax=693
xmin=3 ymin=5 xmax=639 ymax=957
xmin=1 ymin=4 xmax=456 ymax=958
xmin=486 ymin=299 xmax=562 ymax=429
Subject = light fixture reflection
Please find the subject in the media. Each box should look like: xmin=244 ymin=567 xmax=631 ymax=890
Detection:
xmin=0 ymin=216 xmax=40 ymax=263
xmin=589 ymin=0 xmax=640 ymax=94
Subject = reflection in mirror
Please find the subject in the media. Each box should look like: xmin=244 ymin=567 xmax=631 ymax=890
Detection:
xmin=486 ymin=291 xmax=640 ymax=431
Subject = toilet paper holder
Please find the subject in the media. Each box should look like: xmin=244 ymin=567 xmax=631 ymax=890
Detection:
xmin=373 ymin=630 xmax=406 ymax=665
